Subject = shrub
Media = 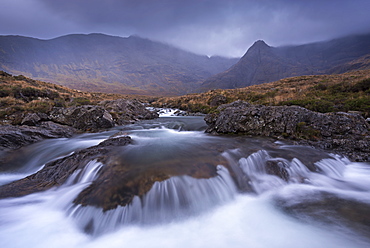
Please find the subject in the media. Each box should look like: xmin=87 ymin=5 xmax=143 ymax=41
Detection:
xmin=0 ymin=97 xmax=23 ymax=107
xmin=53 ymin=98 xmax=66 ymax=107
xmin=351 ymin=78 xmax=370 ymax=93
xmin=311 ymin=83 xmax=327 ymax=91
xmin=26 ymin=100 xmax=53 ymax=113
xmin=344 ymin=98 xmax=370 ymax=113
xmin=69 ymin=97 xmax=91 ymax=106
xmin=0 ymin=87 xmax=11 ymax=97
xmin=281 ymin=99 xmax=334 ymax=113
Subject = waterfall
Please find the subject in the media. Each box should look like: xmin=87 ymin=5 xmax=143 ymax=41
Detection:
xmin=65 ymin=165 xmax=237 ymax=235
xmin=56 ymin=148 xmax=357 ymax=236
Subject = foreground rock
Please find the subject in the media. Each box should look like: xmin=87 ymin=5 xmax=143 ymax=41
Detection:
xmin=0 ymin=135 xmax=217 ymax=210
xmin=0 ymin=136 xmax=133 ymax=199
xmin=0 ymin=121 xmax=76 ymax=151
xmin=205 ymin=101 xmax=370 ymax=161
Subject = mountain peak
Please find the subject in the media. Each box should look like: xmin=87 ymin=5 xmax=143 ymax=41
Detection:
xmin=251 ymin=40 xmax=270 ymax=48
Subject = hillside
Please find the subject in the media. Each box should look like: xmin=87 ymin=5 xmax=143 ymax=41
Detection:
xmin=0 ymin=34 xmax=237 ymax=96
xmin=0 ymin=71 xmax=139 ymax=124
xmin=153 ymin=69 xmax=370 ymax=117
xmin=200 ymin=33 xmax=370 ymax=91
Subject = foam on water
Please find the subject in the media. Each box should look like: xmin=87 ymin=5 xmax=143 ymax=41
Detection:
xmin=1 ymin=116 xmax=370 ymax=247
xmin=1 ymin=187 xmax=369 ymax=248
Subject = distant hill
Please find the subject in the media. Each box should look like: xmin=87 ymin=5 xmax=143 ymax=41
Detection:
xmin=0 ymin=34 xmax=238 ymax=96
xmin=200 ymin=33 xmax=370 ymax=91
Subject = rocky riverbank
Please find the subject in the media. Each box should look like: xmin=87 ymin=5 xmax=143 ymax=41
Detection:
xmin=205 ymin=101 xmax=370 ymax=162
xmin=0 ymin=99 xmax=158 ymax=151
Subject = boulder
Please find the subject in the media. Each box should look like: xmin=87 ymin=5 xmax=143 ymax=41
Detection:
xmin=50 ymin=105 xmax=115 ymax=131
xmin=205 ymin=101 xmax=370 ymax=161
xmin=0 ymin=121 xmax=76 ymax=151
xmin=99 ymin=99 xmax=158 ymax=125
xmin=21 ymin=112 xmax=49 ymax=126
xmin=0 ymin=136 xmax=133 ymax=199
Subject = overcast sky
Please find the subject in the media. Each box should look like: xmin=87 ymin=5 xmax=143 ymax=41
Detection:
xmin=1 ymin=0 xmax=370 ymax=57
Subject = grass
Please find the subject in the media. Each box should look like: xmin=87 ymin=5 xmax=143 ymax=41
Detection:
xmin=152 ymin=70 xmax=370 ymax=118
xmin=1 ymin=69 xmax=370 ymax=124
xmin=0 ymin=71 xmax=147 ymax=124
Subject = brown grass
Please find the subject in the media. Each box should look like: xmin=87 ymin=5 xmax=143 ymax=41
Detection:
xmin=152 ymin=70 xmax=370 ymax=116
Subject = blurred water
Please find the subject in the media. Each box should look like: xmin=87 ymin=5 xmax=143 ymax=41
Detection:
xmin=0 ymin=116 xmax=369 ymax=247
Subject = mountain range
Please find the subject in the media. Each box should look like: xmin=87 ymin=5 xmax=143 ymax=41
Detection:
xmin=1 ymin=33 xmax=370 ymax=96
xmin=0 ymin=33 xmax=237 ymax=96
xmin=200 ymin=33 xmax=370 ymax=90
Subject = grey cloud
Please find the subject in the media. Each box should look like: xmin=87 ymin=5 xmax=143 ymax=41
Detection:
xmin=2 ymin=0 xmax=370 ymax=57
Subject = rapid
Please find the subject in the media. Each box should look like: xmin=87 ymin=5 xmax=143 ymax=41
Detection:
xmin=0 ymin=112 xmax=369 ymax=248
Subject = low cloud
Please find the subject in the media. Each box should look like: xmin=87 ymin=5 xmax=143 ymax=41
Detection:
xmin=1 ymin=0 xmax=370 ymax=57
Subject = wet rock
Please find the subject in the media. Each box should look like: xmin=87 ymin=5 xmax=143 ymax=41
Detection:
xmin=265 ymin=160 xmax=290 ymax=181
xmin=0 ymin=121 xmax=76 ymax=151
xmin=99 ymin=99 xmax=158 ymax=125
xmin=74 ymin=150 xmax=218 ymax=211
xmin=205 ymin=101 xmax=370 ymax=161
xmin=0 ymin=136 xmax=133 ymax=198
xmin=0 ymin=134 xmax=218 ymax=211
xmin=50 ymin=105 xmax=115 ymax=131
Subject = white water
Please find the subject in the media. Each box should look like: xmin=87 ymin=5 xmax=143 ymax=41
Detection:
xmin=1 ymin=116 xmax=370 ymax=248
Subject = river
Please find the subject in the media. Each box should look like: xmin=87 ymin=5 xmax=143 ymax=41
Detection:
xmin=0 ymin=113 xmax=370 ymax=248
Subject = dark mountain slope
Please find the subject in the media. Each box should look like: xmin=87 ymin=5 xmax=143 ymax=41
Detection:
xmin=200 ymin=33 xmax=370 ymax=91
xmin=0 ymin=34 xmax=237 ymax=96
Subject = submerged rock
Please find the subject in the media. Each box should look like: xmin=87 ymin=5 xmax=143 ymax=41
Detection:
xmin=205 ymin=101 xmax=370 ymax=161
xmin=275 ymin=191 xmax=370 ymax=238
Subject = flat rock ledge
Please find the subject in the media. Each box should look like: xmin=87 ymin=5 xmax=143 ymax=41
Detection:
xmin=205 ymin=101 xmax=370 ymax=162
xmin=0 ymin=135 xmax=217 ymax=211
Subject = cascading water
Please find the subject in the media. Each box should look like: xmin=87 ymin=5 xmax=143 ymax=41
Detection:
xmin=0 ymin=115 xmax=369 ymax=248
xmin=68 ymin=165 xmax=237 ymax=235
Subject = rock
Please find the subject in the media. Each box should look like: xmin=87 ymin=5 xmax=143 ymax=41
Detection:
xmin=50 ymin=105 xmax=115 ymax=131
xmin=205 ymin=101 xmax=370 ymax=161
xmin=0 ymin=136 xmax=133 ymax=199
xmin=99 ymin=99 xmax=158 ymax=125
xmin=0 ymin=134 xmax=218 ymax=211
xmin=209 ymin=94 xmax=228 ymax=107
xmin=275 ymin=191 xmax=370 ymax=237
xmin=265 ymin=159 xmax=290 ymax=182
xmin=21 ymin=112 xmax=49 ymax=126
xmin=0 ymin=121 xmax=76 ymax=151
xmin=0 ymin=99 xmax=158 ymax=152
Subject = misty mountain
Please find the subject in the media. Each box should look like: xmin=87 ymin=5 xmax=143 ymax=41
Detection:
xmin=0 ymin=33 xmax=238 ymax=95
xmin=200 ymin=33 xmax=370 ymax=91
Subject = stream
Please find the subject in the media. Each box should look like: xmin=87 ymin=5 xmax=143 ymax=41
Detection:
xmin=0 ymin=113 xmax=370 ymax=248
